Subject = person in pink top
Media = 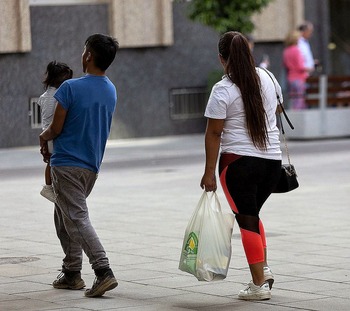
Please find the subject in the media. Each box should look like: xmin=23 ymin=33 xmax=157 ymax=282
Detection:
xmin=283 ymin=31 xmax=308 ymax=110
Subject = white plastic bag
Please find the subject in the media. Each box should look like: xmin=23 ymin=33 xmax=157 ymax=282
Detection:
xmin=179 ymin=191 xmax=234 ymax=281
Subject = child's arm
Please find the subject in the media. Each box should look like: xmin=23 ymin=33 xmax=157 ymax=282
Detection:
xmin=39 ymin=103 xmax=67 ymax=161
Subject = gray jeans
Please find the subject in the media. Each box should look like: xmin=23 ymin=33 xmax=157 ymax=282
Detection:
xmin=51 ymin=166 xmax=110 ymax=272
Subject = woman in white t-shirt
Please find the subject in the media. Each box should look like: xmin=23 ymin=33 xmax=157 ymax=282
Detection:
xmin=200 ymin=31 xmax=282 ymax=301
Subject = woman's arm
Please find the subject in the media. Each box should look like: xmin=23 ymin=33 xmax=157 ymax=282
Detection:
xmin=200 ymin=118 xmax=224 ymax=192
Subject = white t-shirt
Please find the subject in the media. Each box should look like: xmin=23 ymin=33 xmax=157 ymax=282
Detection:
xmin=204 ymin=68 xmax=282 ymax=160
xmin=37 ymin=86 xmax=57 ymax=130
xmin=298 ymin=37 xmax=314 ymax=70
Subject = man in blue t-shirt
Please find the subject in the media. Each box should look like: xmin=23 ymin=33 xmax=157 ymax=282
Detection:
xmin=39 ymin=34 xmax=119 ymax=298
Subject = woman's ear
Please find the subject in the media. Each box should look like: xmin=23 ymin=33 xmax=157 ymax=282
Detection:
xmin=218 ymin=54 xmax=226 ymax=67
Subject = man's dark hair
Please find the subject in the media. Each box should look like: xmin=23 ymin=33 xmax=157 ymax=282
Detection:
xmin=85 ymin=34 xmax=119 ymax=71
xmin=298 ymin=21 xmax=313 ymax=32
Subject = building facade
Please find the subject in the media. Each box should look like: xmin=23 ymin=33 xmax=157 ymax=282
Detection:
xmin=0 ymin=0 xmax=346 ymax=148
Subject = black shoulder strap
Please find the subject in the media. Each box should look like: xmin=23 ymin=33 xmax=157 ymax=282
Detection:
xmin=261 ymin=68 xmax=294 ymax=130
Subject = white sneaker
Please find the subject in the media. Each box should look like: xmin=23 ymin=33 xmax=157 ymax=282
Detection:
xmin=264 ymin=266 xmax=274 ymax=289
xmin=238 ymin=281 xmax=271 ymax=300
xmin=40 ymin=185 xmax=56 ymax=203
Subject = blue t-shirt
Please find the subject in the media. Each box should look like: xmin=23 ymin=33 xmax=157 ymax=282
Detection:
xmin=51 ymin=74 xmax=117 ymax=173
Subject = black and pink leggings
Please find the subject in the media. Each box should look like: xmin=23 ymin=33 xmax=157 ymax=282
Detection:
xmin=219 ymin=153 xmax=281 ymax=265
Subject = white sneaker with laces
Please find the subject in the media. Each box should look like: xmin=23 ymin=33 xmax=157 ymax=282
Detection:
xmin=264 ymin=266 xmax=274 ymax=289
xmin=238 ymin=281 xmax=271 ymax=300
xmin=40 ymin=185 xmax=56 ymax=203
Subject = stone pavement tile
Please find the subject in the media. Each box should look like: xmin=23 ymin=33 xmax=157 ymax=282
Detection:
xmin=262 ymin=288 xmax=326 ymax=304
xmin=127 ymin=259 xmax=188 ymax=277
xmin=0 ymin=298 xmax=58 ymax=311
xmin=0 ymin=292 xmax=26 ymax=302
xmin=2 ymin=241 xmax=59 ymax=256
xmin=11 ymin=287 xmax=155 ymax=310
xmin=144 ymin=292 xmax=237 ymax=310
xmin=301 ymin=268 xmax=350 ymax=283
xmin=132 ymin=275 xmax=223 ymax=291
xmin=265 ymin=273 xmax=308 ymax=285
xmin=3 ymin=272 xmax=54 ymax=288
xmin=143 ymin=291 xmax=308 ymax=311
xmin=0 ymin=279 xmax=51 ymax=295
xmin=19 ymin=269 xmax=94 ymax=293
xmin=0 ymin=276 xmax=23 ymax=285
xmin=116 ymin=305 xmax=197 ymax=311
xmin=286 ymin=297 xmax=350 ymax=311
xmin=23 ymin=254 xmax=66 ymax=270
xmin=276 ymin=278 xmax=350 ymax=295
xmin=106 ymin=252 xmax=167 ymax=268
xmin=305 ymin=235 xmax=350 ymax=248
xmin=266 ymin=262 xmax=336 ymax=278
xmin=218 ymin=267 xmax=249 ymax=281
xmin=194 ymin=303 xmax=298 ymax=311
xmin=117 ymin=267 xmax=176 ymax=282
xmin=273 ymin=251 xmax=350 ymax=268
xmin=12 ymin=288 xmax=86 ymax=303
xmin=44 ymin=284 xmax=186 ymax=310
xmin=113 ymin=280 xmax=189 ymax=300
xmin=115 ymin=245 xmax=184 ymax=262
xmin=323 ymin=286 xmax=350 ymax=299
xmin=0 ymin=264 xmax=47 ymax=278
xmin=174 ymin=280 xmax=242 ymax=297
xmin=108 ymin=235 xmax=183 ymax=251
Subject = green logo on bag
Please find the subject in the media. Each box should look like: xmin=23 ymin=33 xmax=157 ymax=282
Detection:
xmin=185 ymin=232 xmax=198 ymax=255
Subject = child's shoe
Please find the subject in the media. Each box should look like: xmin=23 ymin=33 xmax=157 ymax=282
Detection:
xmin=40 ymin=185 xmax=56 ymax=203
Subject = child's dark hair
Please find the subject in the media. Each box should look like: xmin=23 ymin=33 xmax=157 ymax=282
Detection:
xmin=85 ymin=34 xmax=119 ymax=71
xmin=43 ymin=61 xmax=73 ymax=89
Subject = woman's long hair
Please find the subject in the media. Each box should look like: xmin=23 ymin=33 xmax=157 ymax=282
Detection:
xmin=218 ymin=31 xmax=268 ymax=150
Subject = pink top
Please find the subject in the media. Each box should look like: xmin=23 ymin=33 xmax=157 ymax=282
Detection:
xmin=283 ymin=45 xmax=308 ymax=81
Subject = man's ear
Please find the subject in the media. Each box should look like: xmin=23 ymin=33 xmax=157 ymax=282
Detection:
xmin=86 ymin=52 xmax=92 ymax=62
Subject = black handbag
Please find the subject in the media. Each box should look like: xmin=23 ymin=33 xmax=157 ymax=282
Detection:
xmin=261 ymin=68 xmax=299 ymax=193
xmin=274 ymin=164 xmax=299 ymax=193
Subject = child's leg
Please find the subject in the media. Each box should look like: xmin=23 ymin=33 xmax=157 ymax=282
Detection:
xmin=45 ymin=163 xmax=52 ymax=185
xmin=41 ymin=164 xmax=55 ymax=203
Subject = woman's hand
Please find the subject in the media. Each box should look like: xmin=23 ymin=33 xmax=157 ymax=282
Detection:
xmin=200 ymin=172 xmax=217 ymax=192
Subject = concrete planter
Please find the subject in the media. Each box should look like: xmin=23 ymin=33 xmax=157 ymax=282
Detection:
xmin=284 ymin=108 xmax=350 ymax=139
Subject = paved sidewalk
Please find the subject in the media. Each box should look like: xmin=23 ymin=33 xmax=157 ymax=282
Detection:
xmin=0 ymin=134 xmax=349 ymax=310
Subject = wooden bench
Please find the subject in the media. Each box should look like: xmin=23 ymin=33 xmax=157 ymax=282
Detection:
xmin=305 ymin=75 xmax=350 ymax=107
xmin=284 ymin=75 xmax=350 ymax=139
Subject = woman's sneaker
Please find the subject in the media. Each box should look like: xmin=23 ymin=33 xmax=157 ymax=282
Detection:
xmin=264 ymin=266 xmax=274 ymax=289
xmin=238 ymin=281 xmax=271 ymax=300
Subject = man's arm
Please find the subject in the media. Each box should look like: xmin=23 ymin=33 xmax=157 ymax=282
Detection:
xmin=40 ymin=103 xmax=67 ymax=141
